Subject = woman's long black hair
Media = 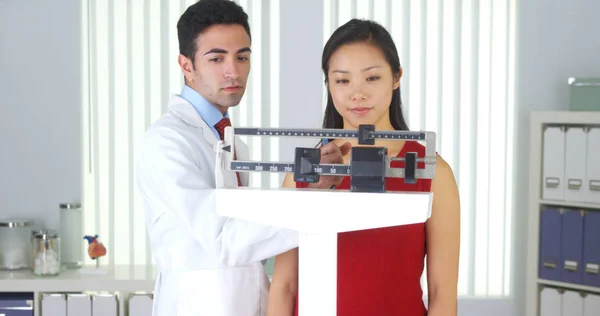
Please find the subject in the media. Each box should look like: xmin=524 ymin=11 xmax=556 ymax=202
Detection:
xmin=321 ymin=19 xmax=409 ymax=131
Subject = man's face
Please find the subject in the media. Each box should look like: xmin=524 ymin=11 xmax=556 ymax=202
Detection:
xmin=179 ymin=24 xmax=251 ymax=114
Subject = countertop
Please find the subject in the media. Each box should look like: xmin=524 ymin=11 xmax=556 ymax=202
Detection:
xmin=0 ymin=265 xmax=158 ymax=292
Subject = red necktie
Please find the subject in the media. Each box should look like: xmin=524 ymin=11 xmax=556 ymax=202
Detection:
xmin=215 ymin=118 xmax=242 ymax=187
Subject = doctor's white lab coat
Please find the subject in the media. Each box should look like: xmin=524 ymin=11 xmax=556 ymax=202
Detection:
xmin=135 ymin=95 xmax=299 ymax=316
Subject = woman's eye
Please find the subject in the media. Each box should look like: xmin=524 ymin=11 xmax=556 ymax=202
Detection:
xmin=335 ymin=79 xmax=349 ymax=84
xmin=367 ymin=76 xmax=380 ymax=81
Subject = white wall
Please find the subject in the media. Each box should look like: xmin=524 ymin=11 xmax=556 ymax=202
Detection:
xmin=513 ymin=0 xmax=600 ymax=315
xmin=1 ymin=0 xmax=600 ymax=314
xmin=0 ymin=0 xmax=82 ymax=231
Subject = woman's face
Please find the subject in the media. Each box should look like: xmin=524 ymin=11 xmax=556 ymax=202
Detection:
xmin=327 ymin=41 xmax=400 ymax=130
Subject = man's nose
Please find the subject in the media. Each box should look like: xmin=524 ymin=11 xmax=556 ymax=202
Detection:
xmin=224 ymin=59 xmax=240 ymax=80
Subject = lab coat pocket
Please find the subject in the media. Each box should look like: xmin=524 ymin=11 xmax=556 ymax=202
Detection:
xmin=177 ymin=266 xmax=261 ymax=316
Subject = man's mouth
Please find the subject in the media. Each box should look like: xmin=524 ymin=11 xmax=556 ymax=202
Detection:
xmin=223 ymin=86 xmax=242 ymax=93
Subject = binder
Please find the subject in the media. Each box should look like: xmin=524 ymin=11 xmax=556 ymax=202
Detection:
xmin=583 ymin=293 xmax=600 ymax=316
xmin=66 ymin=293 xmax=91 ymax=316
xmin=562 ymin=209 xmax=585 ymax=284
xmin=543 ymin=126 xmax=566 ymax=200
xmin=561 ymin=290 xmax=583 ymax=316
xmin=586 ymin=128 xmax=600 ymax=204
xmin=540 ymin=287 xmax=562 ymax=316
xmin=128 ymin=293 xmax=153 ymax=316
xmin=583 ymin=211 xmax=600 ymax=287
xmin=539 ymin=207 xmax=562 ymax=281
xmin=91 ymin=293 xmax=118 ymax=316
xmin=40 ymin=294 xmax=66 ymax=316
xmin=0 ymin=293 xmax=33 ymax=316
xmin=565 ymin=127 xmax=588 ymax=202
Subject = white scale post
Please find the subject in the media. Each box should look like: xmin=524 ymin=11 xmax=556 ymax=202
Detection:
xmin=214 ymin=125 xmax=436 ymax=316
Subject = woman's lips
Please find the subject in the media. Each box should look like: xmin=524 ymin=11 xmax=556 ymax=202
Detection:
xmin=350 ymin=107 xmax=372 ymax=115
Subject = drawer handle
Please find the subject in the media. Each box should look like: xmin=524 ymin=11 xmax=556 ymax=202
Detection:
xmin=586 ymin=263 xmax=600 ymax=274
xmin=590 ymin=180 xmax=600 ymax=191
xmin=546 ymin=177 xmax=560 ymax=188
xmin=564 ymin=260 xmax=578 ymax=271
xmin=543 ymin=262 xmax=557 ymax=269
xmin=568 ymin=178 xmax=582 ymax=190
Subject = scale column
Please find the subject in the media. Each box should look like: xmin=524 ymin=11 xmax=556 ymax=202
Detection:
xmin=298 ymin=232 xmax=337 ymax=316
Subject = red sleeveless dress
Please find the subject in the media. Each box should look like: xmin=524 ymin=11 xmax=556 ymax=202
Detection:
xmin=294 ymin=141 xmax=431 ymax=316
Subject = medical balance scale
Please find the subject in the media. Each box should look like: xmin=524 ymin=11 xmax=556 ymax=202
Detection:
xmin=214 ymin=124 xmax=436 ymax=315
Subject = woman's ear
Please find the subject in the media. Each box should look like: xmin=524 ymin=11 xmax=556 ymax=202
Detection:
xmin=393 ymin=67 xmax=403 ymax=90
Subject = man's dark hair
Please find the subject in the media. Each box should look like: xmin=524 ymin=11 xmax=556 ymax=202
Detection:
xmin=177 ymin=0 xmax=251 ymax=66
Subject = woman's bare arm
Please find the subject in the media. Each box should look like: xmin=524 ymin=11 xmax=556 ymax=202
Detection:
xmin=426 ymin=155 xmax=460 ymax=316
xmin=267 ymin=174 xmax=300 ymax=316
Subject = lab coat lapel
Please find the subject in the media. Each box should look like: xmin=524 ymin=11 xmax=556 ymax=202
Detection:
xmin=168 ymin=95 xmax=243 ymax=188
xmin=168 ymin=95 xmax=218 ymax=147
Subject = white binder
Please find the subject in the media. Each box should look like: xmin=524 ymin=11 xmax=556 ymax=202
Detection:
xmin=128 ymin=293 xmax=153 ymax=316
xmin=565 ymin=127 xmax=588 ymax=202
xmin=586 ymin=128 xmax=600 ymax=204
xmin=543 ymin=126 xmax=566 ymax=200
xmin=40 ymin=293 xmax=66 ymax=316
xmin=540 ymin=287 xmax=562 ymax=316
xmin=583 ymin=293 xmax=600 ymax=316
xmin=561 ymin=290 xmax=583 ymax=316
xmin=91 ymin=293 xmax=118 ymax=316
xmin=66 ymin=293 xmax=91 ymax=316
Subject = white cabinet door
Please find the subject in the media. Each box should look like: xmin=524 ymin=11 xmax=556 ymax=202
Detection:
xmin=543 ymin=126 xmax=566 ymax=200
xmin=565 ymin=127 xmax=587 ymax=202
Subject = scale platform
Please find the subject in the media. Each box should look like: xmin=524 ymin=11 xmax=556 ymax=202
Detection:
xmin=214 ymin=125 xmax=436 ymax=316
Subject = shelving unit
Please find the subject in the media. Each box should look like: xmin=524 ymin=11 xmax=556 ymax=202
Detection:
xmin=0 ymin=264 xmax=156 ymax=316
xmin=525 ymin=111 xmax=600 ymax=316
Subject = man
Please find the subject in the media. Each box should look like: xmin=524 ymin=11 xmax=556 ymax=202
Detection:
xmin=135 ymin=1 xmax=349 ymax=315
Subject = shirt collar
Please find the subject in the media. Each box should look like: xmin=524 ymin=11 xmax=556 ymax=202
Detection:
xmin=180 ymin=84 xmax=229 ymax=128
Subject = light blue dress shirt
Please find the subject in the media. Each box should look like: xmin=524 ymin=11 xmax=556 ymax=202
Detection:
xmin=180 ymin=84 xmax=230 ymax=140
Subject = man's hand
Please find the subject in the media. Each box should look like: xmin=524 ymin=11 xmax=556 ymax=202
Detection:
xmin=307 ymin=141 xmax=352 ymax=189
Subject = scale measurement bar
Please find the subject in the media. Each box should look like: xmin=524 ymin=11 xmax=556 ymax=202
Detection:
xmin=231 ymin=161 xmax=351 ymax=175
xmin=233 ymin=128 xmax=426 ymax=140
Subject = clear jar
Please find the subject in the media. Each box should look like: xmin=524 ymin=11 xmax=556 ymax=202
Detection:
xmin=0 ymin=219 xmax=34 ymax=270
xmin=59 ymin=203 xmax=83 ymax=269
xmin=32 ymin=229 xmax=61 ymax=276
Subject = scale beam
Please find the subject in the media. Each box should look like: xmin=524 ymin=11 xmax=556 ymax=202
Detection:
xmin=216 ymin=124 xmax=437 ymax=192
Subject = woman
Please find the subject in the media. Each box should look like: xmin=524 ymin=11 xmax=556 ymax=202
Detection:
xmin=267 ymin=19 xmax=460 ymax=316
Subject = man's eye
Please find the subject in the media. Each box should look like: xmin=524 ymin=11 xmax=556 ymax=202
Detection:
xmin=209 ymin=57 xmax=222 ymax=63
xmin=238 ymin=56 xmax=249 ymax=61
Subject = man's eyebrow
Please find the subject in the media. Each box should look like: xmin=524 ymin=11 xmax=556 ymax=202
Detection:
xmin=331 ymin=66 xmax=381 ymax=74
xmin=204 ymin=48 xmax=227 ymax=55
xmin=204 ymin=47 xmax=252 ymax=55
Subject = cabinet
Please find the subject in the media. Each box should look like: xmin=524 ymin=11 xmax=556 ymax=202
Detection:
xmin=526 ymin=111 xmax=600 ymax=316
xmin=0 ymin=265 xmax=155 ymax=316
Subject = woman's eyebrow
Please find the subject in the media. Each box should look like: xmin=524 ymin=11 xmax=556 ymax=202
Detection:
xmin=331 ymin=65 xmax=382 ymax=74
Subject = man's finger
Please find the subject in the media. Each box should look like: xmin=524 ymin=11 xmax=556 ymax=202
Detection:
xmin=339 ymin=142 xmax=352 ymax=155
xmin=321 ymin=142 xmax=341 ymax=156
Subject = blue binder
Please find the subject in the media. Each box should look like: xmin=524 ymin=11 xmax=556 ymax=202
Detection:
xmin=539 ymin=207 xmax=562 ymax=281
xmin=561 ymin=209 xmax=584 ymax=284
xmin=0 ymin=293 xmax=34 ymax=316
xmin=583 ymin=211 xmax=600 ymax=287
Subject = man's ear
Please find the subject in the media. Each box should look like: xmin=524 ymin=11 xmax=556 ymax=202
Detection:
xmin=178 ymin=54 xmax=195 ymax=83
xmin=393 ymin=67 xmax=403 ymax=90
